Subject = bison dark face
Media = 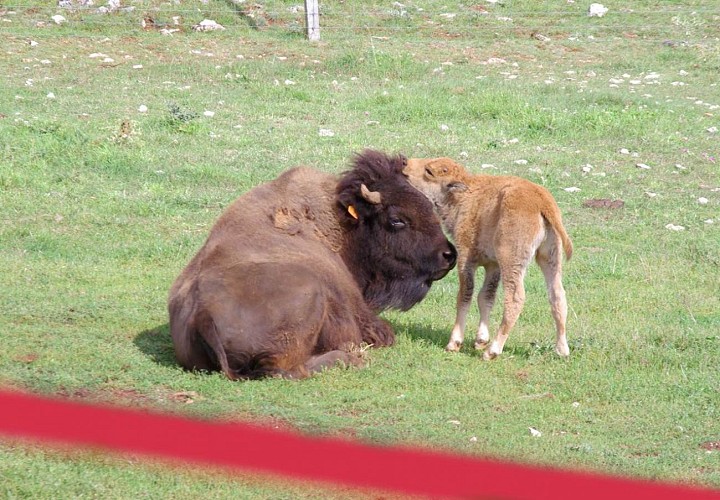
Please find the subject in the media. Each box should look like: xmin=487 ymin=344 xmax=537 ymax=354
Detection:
xmin=336 ymin=150 xmax=457 ymax=311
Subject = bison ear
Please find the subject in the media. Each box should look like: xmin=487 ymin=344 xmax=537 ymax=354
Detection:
xmin=360 ymin=184 xmax=382 ymax=204
xmin=447 ymin=181 xmax=467 ymax=193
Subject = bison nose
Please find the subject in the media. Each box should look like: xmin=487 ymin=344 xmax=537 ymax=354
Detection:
xmin=442 ymin=244 xmax=457 ymax=268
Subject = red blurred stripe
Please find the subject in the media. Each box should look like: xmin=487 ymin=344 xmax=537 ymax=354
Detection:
xmin=0 ymin=389 xmax=718 ymax=499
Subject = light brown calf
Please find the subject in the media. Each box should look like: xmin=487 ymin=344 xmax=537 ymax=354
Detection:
xmin=403 ymin=157 xmax=573 ymax=360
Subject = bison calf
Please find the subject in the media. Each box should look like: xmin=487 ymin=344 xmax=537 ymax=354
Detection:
xmin=169 ymin=150 xmax=456 ymax=380
xmin=403 ymin=157 xmax=572 ymax=360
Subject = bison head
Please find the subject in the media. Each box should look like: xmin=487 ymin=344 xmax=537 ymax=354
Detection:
xmin=336 ymin=150 xmax=457 ymax=312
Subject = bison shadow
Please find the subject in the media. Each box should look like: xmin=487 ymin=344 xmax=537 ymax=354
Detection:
xmin=133 ymin=321 xmax=570 ymax=368
xmin=390 ymin=320 xmax=452 ymax=350
xmin=133 ymin=324 xmax=177 ymax=368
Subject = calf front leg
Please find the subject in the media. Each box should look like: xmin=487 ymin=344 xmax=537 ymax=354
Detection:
xmin=475 ymin=264 xmax=500 ymax=350
xmin=447 ymin=255 xmax=476 ymax=352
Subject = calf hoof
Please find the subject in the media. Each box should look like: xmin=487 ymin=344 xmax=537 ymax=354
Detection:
xmin=445 ymin=341 xmax=462 ymax=353
xmin=555 ymin=344 xmax=570 ymax=357
xmin=482 ymin=349 xmax=498 ymax=361
xmin=474 ymin=340 xmax=489 ymax=350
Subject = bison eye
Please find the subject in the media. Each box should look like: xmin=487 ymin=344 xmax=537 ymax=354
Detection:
xmin=389 ymin=217 xmax=407 ymax=229
xmin=425 ymin=168 xmax=434 ymax=178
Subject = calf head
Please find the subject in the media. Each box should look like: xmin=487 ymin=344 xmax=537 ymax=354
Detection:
xmin=402 ymin=157 xmax=470 ymax=205
xmin=336 ymin=150 xmax=457 ymax=312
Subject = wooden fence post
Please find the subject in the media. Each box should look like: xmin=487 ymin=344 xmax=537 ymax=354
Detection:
xmin=304 ymin=0 xmax=320 ymax=41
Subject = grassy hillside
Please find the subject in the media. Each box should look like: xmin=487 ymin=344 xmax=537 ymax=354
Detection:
xmin=1 ymin=1 xmax=719 ymax=496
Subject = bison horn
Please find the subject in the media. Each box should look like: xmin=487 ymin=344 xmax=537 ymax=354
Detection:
xmin=360 ymin=184 xmax=382 ymax=205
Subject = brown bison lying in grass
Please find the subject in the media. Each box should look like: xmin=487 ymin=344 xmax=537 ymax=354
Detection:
xmin=169 ymin=150 xmax=457 ymax=379
xmin=403 ymin=157 xmax=572 ymax=360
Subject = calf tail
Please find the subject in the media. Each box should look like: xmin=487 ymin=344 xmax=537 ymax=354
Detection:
xmin=542 ymin=204 xmax=573 ymax=261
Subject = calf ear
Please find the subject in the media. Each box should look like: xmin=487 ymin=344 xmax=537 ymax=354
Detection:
xmin=447 ymin=181 xmax=468 ymax=193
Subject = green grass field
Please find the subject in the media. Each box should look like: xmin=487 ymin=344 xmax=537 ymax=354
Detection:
xmin=1 ymin=0 xmax=719 ymax=497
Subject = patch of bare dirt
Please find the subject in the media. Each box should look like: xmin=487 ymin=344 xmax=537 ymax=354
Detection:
xmin=583 ymin=198 xmax=625 ymax=209
xmin=700 ymin=441 xmax=720 ymax=451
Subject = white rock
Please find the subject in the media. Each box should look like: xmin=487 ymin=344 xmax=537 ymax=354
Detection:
xmin=514 ymin=159 xmax=528 ymax=165
xmin=470 ymin=436 xmax=478 ymax=442
xmin=193 ymin=19 xmax=225 ymax=31
xmin=645 ymin=192 xmax=658 ymax=198
xmin=447 ymin=420 xmax=461 ymax=426
xmin=203 ymin=110 xmax=215 ymax=117
xmin=705 ymin=219 xmax=714 ymax=224
xmin=132 ymin=64 xmax=143 ymax=69
xmin=675 ymin=164 xmax=686 ymax=170
xmin=89 ymin=53 xmax=108 ymax=58
xmin=707 ymin=126 xmax=718 ymax=134
xmin=440 ymin=124 xmax=450 ymax=131
xmin=318 ymin=128 xmax=335 ymax=137
xmin=636 ymin=163 xmax=651 ymax=170
xmin=588 ymin=3 xmax=608 ymax=17
xmin=137 ymin=104 xmax=148 ymax=113
xmin=572 ymin=402 xmax=580 ymax=408
xmin=564 ymin=186 xmax=581 ymax=193
xmin=698 ymin=197 xmax=709 ymax=205
xmin=665 ymin=223 xmax=685 ymax=231
xmin=29 ymin=40 xmax=39 ymax=47
xmin=619 ymin=148 xmax=630 ymax=154
xmin=46 ymin=92 xmax=55 ymax=99
xmin=529 ymin=427 xmax=542 ymax=437
xmin=51 ymin=15 xmax=66 ymax=24
xmin=284 ymin=79 xmax=295 ymax=85
xmin=582 ymin=164 xmax=593 ymax=173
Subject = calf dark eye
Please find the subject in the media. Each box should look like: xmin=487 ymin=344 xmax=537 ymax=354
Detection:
xmin=390 ymin=217 xmax=406 ymax=229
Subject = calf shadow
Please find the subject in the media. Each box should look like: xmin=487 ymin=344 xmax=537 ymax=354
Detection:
xmin=394 ymin=320 xmax=564 ymax=360
xmin=133 ymin=323 xmax=177 ymax=368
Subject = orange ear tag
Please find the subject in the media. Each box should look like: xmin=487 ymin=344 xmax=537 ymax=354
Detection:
xmin=347 ymin=205 xmax=358 ymax=220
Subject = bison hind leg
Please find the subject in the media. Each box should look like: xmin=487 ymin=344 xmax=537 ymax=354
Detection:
xmin=304 ymin=350 xmax=366 ymax=376
xmin=254 ymin=351 xmax=365 ymax=380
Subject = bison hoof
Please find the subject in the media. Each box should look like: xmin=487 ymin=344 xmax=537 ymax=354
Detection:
xmin=445 ymin=341 xmax=462 ymax=353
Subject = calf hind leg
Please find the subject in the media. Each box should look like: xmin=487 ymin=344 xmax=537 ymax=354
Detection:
xmin=536 ymin=250 xmax=569 ymax=357
xmin=484 ymin=264 xmax=528 ymax=361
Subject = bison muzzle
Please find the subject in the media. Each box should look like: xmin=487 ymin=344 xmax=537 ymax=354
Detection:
xmin=168 ymin=150 xmax=456 ymax=379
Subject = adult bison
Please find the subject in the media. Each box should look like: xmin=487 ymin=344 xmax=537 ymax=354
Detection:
xmin=168 ymin=150 xmax=457 ymax=380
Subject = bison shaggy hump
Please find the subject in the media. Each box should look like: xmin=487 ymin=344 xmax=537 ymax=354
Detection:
xmin=168 ymin=150 xmax=457 ymax=380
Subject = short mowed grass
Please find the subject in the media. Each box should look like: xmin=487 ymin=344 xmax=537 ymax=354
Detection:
xmin=1 ymin=0 xmax=719 ymax=496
